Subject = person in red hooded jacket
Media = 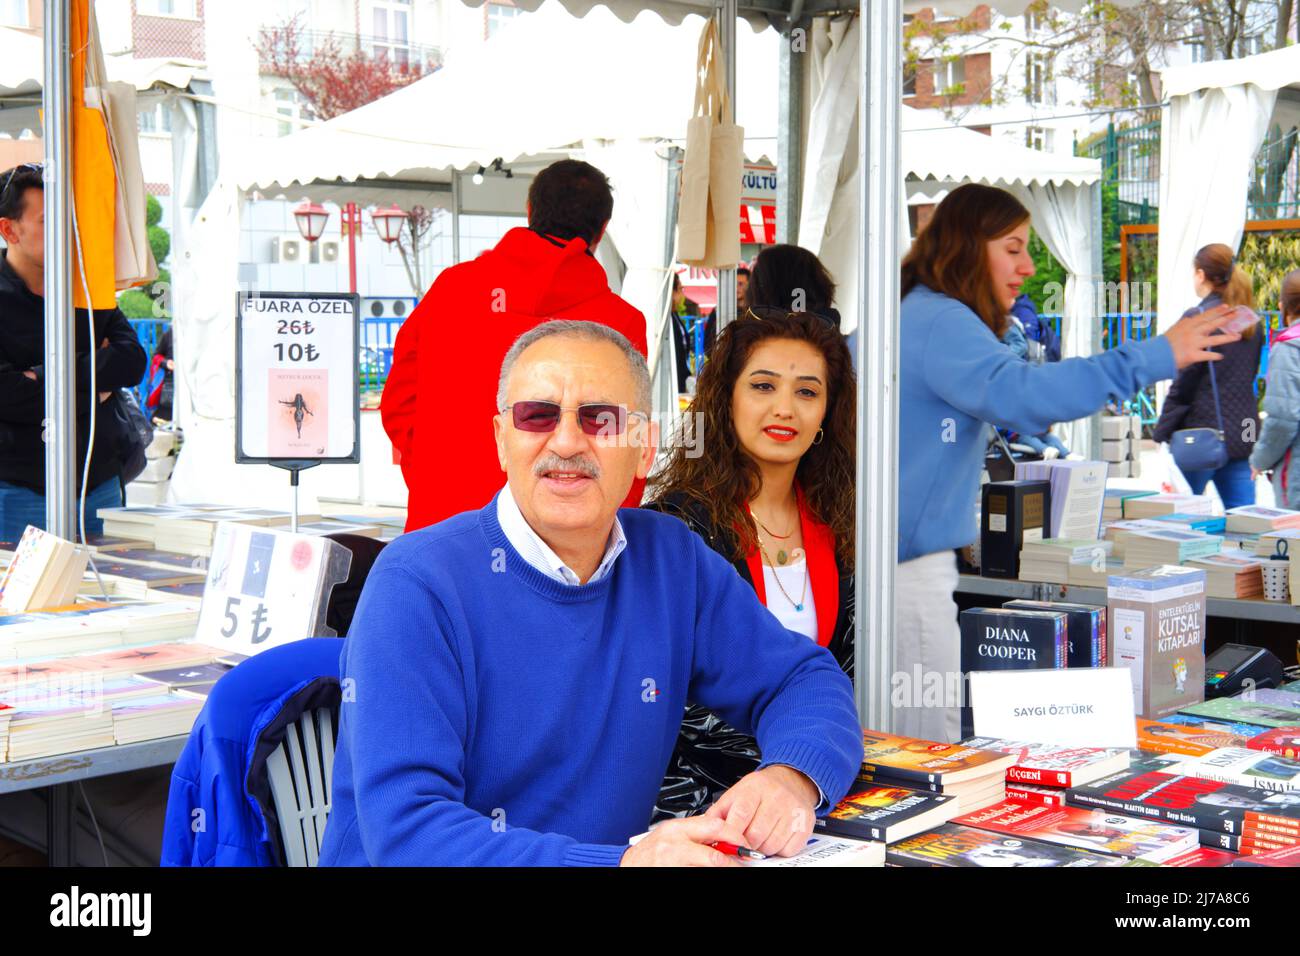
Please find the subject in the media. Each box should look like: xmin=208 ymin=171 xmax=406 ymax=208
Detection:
xmin=382 ymin=160 xmax=648 ymax=531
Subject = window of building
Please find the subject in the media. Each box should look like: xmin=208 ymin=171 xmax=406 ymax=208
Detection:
xmin=0 ymin=0 xmax=27 ymax=27
xmin=1242 ymin=34 xmax=1264 ymax=57
xmin=1025 ymin=126 xmax=1052 ymax=151
xmin=138 ymin=103 xmax=173 ymax=136
xmin=274 ymin=88 xmax=316 ymax=137
xmin=935 ymin=56 xmax=965 ymax=94
xmin=138 ymin=0 xmax=198 ymax=16
xmin=903 ymin=61 xmax=917 ymax=97
xmin=1189 ymin=35 xmax=1206 ymax=63
xmin=487 ymin=2 xmax=521 ymax=38
xmin=369 ymin=0 xmax=413 ymax=68
xmin=1025 ymin=51 xmax=1052 ymax=105
xmin=1024 ymin=9 xmax=1044 ymax=33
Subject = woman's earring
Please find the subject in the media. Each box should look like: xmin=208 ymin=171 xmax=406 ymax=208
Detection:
xmin=812 ymin=428 xmax=824 ymax=445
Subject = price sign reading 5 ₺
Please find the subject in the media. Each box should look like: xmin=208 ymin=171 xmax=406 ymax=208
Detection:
xmin=236 ymin=292 xmax=359 ymax=463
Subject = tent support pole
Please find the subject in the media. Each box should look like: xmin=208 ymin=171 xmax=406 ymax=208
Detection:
xmin=777 ymin=18 xmax=804 ymax=244
xmin=857 ymin=0 xmax=901 ymax=731
xmin=715 ymin=0 xmax=738 ymax=329
xmin=44 ymin=0 xmax=76 ymax=540
xmin=1087 ymin=178 xmax=1103 ymax=461
xmin=451 ymin=172 xmax=462 ymax=265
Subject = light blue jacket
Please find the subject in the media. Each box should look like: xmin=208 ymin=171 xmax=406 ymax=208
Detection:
xmin=1250 ymin=329 xmax=1300 ymax=507
xmin=898 ymin=284 xmax=1176 ymax=562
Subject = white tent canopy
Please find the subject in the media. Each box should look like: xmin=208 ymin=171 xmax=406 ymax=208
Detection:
xmin=1157 ymin=44 xmax=1300 ymax=329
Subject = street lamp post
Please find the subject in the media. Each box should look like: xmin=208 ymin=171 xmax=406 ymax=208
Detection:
xmin=371 ymin=204 xmax=408 ymax=245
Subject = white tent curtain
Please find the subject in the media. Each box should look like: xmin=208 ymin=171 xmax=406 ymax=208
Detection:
xmin=1156 ymin=83 xmax=1280 ymax=329
xmin=797 ymin=16 xmax=862 ymax=335
xmin=582 ymin=138 xmax=674 ymax=378
xmin=1009 ymin=181 xmax=1097 ymax=453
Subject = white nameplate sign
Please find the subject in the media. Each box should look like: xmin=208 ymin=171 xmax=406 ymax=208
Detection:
xmin=969 ymin=667 xmax=1137 ymax=749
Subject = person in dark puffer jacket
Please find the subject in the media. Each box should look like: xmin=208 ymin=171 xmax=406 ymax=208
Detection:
xmin=1153 ymin=243 xmax=1263 ymax=510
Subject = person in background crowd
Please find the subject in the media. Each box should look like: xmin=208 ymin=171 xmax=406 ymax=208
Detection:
xmin=669 ymin=271 xmax=713 ymax=395
xmin=382 ymin=160 xmax=648 ymax=532
xmin=646 ymin=309 xmax=856 ymax=819
xmin=1153 ymin=243 xmax=1263 ymax=510
xmin=1250 ymin=269 xmax=1300 ymax=508
xmin=898 ymin=183 xmax=1237 ymax=743
xmin=999 ymin=317 xmax=1070 ymax=460
xmin=1011 ymin=292 xmax=1060 ymax=363
xmin=0 ymin=162 xmax=146 ymax=541
xmin=320 ymin=320 xmax=861 ymax=866
xmin=736 ymin=264 xmax=750 ymax=310
xmin=746 ymin=244 xmax=842 ymax=331
xmin=148 ymin=327 xmax=175 ymax=422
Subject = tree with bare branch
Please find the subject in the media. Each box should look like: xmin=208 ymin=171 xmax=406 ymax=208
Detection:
xmin=256 ymin=14 xmax=437 ymax=121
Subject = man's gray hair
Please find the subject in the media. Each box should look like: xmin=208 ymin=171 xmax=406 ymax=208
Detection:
xmin=496 ymin=320 xmax=652 ymax=414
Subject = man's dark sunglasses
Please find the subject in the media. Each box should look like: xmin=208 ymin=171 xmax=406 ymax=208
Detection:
xmin=1 ymin=162 xmax=43 ymax=203
xmin=502 ymin=401 xmax=647 ymax=436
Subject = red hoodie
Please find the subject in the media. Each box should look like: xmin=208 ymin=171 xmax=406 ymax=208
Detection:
xmin=381 ymin=227 xmax=649 ymax=532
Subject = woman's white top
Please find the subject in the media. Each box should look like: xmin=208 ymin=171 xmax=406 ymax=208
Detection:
xmin=761 ymin=557 xmax=818 ymax=640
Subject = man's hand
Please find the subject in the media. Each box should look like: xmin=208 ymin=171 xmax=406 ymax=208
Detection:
xmin=705 ymin=765 xmax=819 ymax=858
xmin=98 ymin=391 xmax=111 ymax=403
xmin=1165 ymin=303 xmax=1242 ymax=370
xmin=22 ymin=370 xmax=36 ymax=381
xmin=619 ymin=815 xmax=749 ymax=867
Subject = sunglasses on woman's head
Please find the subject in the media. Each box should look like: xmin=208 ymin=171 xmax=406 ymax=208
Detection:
xmin=0 ymin=162 xmax=43 ymax=204
xmin=502 ymin=401 xmax=646 ymax=436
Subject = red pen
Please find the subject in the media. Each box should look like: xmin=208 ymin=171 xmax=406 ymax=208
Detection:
xmin=711 ymin=841 xmax=767 ymax=860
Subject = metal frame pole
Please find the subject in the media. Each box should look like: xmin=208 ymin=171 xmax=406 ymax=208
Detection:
xmin=451 ymin=172 xmax=462 ymax=265
xmin=715 ymin=0 xmax=738 ymax=329
xmin=776 ymin=17 xmax=805 ymax=244
xmin=857 ymin=0 xmax=902 ymax=730
xmin=44 ymin=0 xmax=76 ymax=541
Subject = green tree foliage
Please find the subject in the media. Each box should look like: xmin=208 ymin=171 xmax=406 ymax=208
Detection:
xmin=118 ymin=196 xmax=171 ymax=319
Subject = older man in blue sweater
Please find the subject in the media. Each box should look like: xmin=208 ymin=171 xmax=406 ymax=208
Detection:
xmin=320 ymin=320 xmax=861 ymax=867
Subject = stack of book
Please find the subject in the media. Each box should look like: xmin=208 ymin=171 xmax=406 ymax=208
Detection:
xmin=1254 ymin=527 xmax=1300 ymax=557
xmin=1150 ymin=513 xmax=1227 ymax=535
xmin=1016 ymin=539 xmax=1112 ymax=585
xmin=1002 ymin=600 xmax=1107 ymax=667
xmin=1014 ymin=460 xmax=1108 ymax=540
xmin=125 ymin=428 xmax=178 ymax=507
xmin=1177 ymin=695 xmax=1300 ymax=730
xmin=2 ymin=675 xmax=160 ymax=761
xmin=1066 ymin=554 xmax=1125 ymax=587
xmin=1225 ymin=505 xmax=1300 ymax=535
xmin=1158 ymin=747 xmax=1300 ymax=793
xmin=1067 ymin=769 xmax=1300 ymax=856
xmin=817 ymin=782 xmax=963 ymax=844
xmin=952 ymin=799 xmax=1199 ymax=863
xmin=1103 ymin=519 xmax=1177 ymax=559
xmin=858 ymin=731 xmax=1015 ymax=813
xmin=1121 ymin=528 xmax=1222 ymax=568
xmin=0 ymin=702 xmax=10 ymax=760
xmin=111 ymin=692 xmax=205 ymax=745
xmin=294 ymin=520 xmax=383 ymax=539
xmin=884 ymin=822 xmax=1128 ymax=867
xmin=97 ymin=506 xmax=185 ymax=543
xmin=1104 ymin=488 xmax=1155 ymax=522
xmin=91 ymin=559 xmax=206 ymax=600
xmin=1123 ymin=493 xmax=1215 ymax=519
xmin=963 ymin=738 xmax=1132 ymax=793
xmin=0 ymin=527 xmax=90 ymax=613
xmin=1186 ymin=553 xmax=1267 ymax=599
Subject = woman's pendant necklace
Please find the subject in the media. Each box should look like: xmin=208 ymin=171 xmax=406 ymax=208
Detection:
xmin=777 ymin=548 xmax=788 ymax=565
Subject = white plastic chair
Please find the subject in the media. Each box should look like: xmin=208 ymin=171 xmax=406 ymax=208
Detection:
xmin=266 ymin=706 xmax=336 ymax=867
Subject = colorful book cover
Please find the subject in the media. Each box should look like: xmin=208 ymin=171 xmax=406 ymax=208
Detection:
xmin=858 ymin=730 xmax=1016 ymax=785
xmin=962 ymin=737 xmax=1129 ymax=788
xmin=1161 ymin=846 xmax=1237 ymax=867
xmin=1004 ymin=783 xmax=1068 ymax=808
xmin=268 ymin=368 xmax=329 ymax=457
xmin=1160 ymin=747 xmax=1300 ymax=793
xmin=960 ymin=608 xmax=1067 ymax=673
xmin=817 ymin=782 xmax=958 ymax=842
xmin=1246 ymin=727 xmax=1300 ymax=759
xmin=1162 ymin=713 xmax=1280 ymax=740
xmin=1136 ymin=718 xmax=1247 ymax=756
xmin=885 ymin=823 xmax=1127 ymax=867
xmin=1178 ymin=696 xmax=1300 ymax=730
xmin=1067 ymin=769 xmax=1300 ymax=834
xmin=953 ymin=800 xmax=1198 ymax=863
xmin=1228 ymin=844 xmax=1300 ymax=867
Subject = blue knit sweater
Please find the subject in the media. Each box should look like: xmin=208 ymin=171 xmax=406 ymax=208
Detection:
xmin=318 ymin=495 xmax=862 ymax=866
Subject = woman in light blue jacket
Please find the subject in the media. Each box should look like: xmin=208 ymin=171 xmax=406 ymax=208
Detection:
xmin=1250 ymin=270 xmax=1300 ymax=508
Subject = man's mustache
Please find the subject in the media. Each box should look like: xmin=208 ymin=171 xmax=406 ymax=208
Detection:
xmin=533 ymin=453 xmax=601 ymax=479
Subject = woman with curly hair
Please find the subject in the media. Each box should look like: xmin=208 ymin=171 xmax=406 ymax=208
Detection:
xmin=645 ymin=308 xmax=856 ymax=818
